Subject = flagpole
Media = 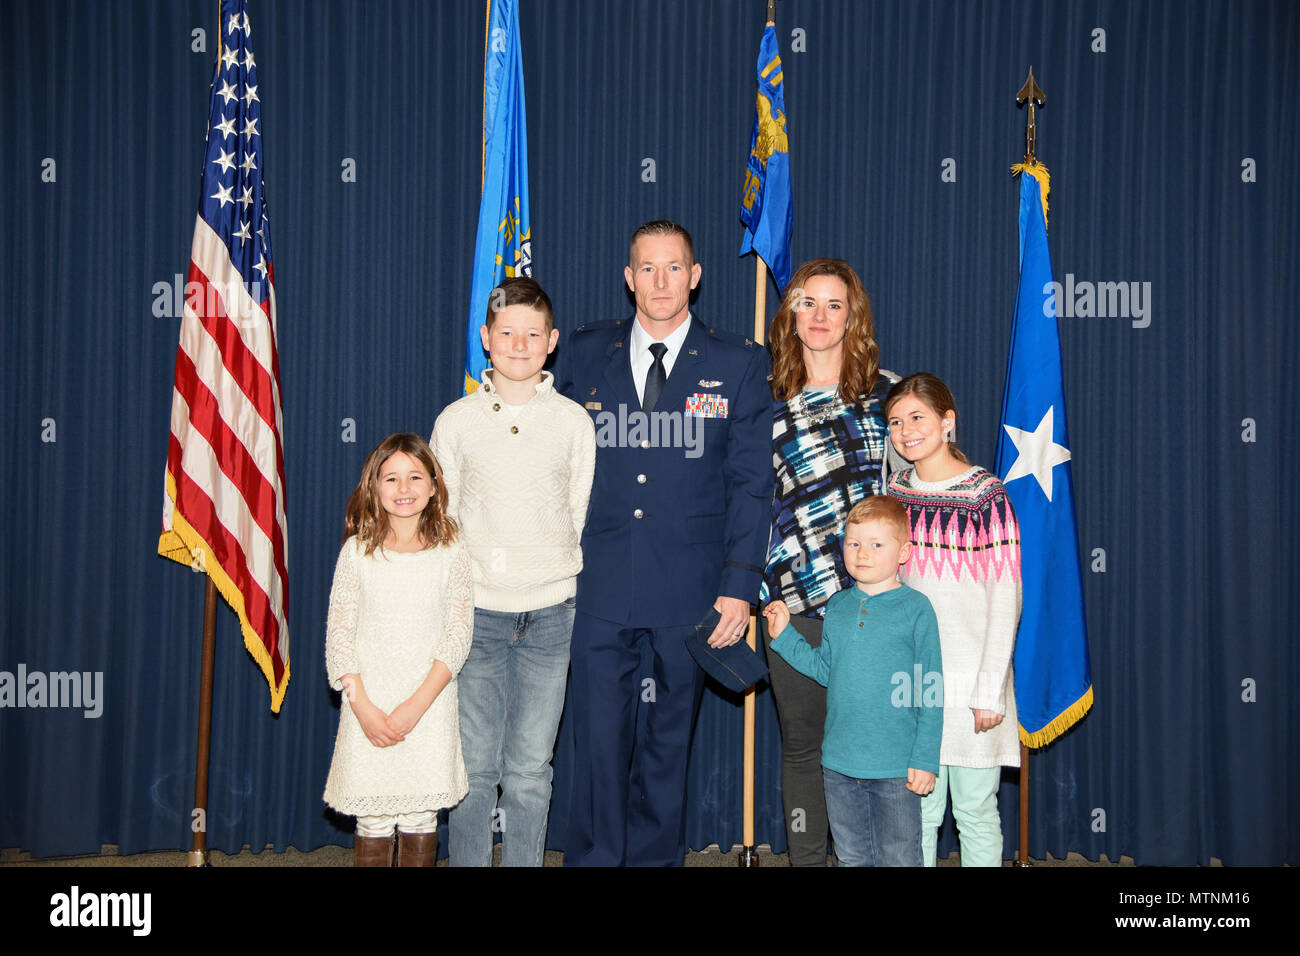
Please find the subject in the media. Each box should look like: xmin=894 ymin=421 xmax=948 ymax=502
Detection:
xmin=481 ymin=0 xmax=491 ymax=189
xmin=738 ymin=254 xmax=768 ymax=869
xmin=186 ymin=1 xmax=226 ymax=868
xmin=188 ymin=579 xmax=218 ymax=867
xmin=738 ymin=0 xmax=782 ymax=869
xmin=1012 ymin=66 xmax=1044 ymax=869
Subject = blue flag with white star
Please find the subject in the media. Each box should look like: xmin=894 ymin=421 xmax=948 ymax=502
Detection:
xmin=465 ymin=0 xmax=532 ymax=394
xmin=738 ymin=22 xmax=793 ymax=293
xmin=995 ymin=166 xmax=1093 ymax=748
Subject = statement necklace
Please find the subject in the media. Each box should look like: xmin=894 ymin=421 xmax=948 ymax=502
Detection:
xmin=796 ymin=387 xmax=845 ymax=426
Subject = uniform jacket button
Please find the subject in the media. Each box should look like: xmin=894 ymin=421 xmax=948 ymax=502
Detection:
xmin=633 ymin=508 xmax=644 ymax=519
xmin=636 ymin=474 xmax=647 ymax=484
xmin=510 ymin=425 xmax=519 ymax=434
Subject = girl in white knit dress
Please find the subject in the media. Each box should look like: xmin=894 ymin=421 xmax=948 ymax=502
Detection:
xmin=323 ymin=433 xmax=473 ymax=867
xmin=884 ymin=374 xmax=1022 ymax=867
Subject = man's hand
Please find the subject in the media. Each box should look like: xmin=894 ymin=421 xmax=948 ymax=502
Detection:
xmin=707 ymin=596 xmax=753 ymax=648
xmin=761 ymin=600 xmax=791 ymax=639
xmin=972 ymin=708 xmax=1004 ymax=734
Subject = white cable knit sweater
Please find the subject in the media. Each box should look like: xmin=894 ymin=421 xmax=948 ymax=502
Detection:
xmin=431 ymin=370 xmax=596 ymax=613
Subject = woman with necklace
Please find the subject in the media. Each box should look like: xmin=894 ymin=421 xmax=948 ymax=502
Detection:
xmin=760 ymin=258 xmax=903 ymax=866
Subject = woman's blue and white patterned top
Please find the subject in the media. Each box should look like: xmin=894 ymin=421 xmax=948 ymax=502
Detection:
xmin=759 ymin=370 xmax=899 ymax=617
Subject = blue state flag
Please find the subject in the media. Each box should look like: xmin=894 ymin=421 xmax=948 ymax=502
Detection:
xmin=738 ymin=23 xmax=792 ymax=293
xmin=996 ymin=166 xmax=1094 ymax=748
xmin=466 ymin=0 xmax=532 ymax=394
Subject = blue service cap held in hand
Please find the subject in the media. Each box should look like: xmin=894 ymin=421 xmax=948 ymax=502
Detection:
xmin=684 ymin=606 xmax=769 ymax=694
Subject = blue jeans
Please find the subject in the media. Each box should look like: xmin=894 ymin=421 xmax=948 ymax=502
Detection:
xmin=448 ymin=599 xmax=575 ymax=867
xmin=822 ymin=768 xmax=922 ymax=867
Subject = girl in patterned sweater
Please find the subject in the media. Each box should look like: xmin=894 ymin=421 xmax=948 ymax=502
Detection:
xmin=884 ymin=373 xmax=1022 ymax=867
xmin=323 ymin=433 xmax=474 ymax=867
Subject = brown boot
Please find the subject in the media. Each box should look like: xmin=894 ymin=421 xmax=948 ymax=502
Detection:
xmin=354 ymin=834 xmax=393 ymax=867
xmin=395 ymin=830 xmax=437 ymax=867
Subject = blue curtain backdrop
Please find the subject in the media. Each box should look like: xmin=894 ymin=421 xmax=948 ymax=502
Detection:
xmin=1 ymin=0 xmax=1295 ymax=866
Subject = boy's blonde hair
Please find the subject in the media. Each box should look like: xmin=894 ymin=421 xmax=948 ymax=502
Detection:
xmin=845 ymin=495 xmax=910 ymax=544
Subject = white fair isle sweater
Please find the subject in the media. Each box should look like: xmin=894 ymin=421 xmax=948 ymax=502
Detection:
xmin=888 ymin=465 xmax=1023 ymax=768
xmin=323 ymin=537 xmax=474 ymax=816
xmin=431 ymin=370 xmax=596 ymax=613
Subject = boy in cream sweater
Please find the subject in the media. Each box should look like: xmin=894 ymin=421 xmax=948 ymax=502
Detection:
xmin=433 ymin=277 xmax=596 ymax=866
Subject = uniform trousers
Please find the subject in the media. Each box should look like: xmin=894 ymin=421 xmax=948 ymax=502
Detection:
xmin=564 ymin=610 xmax=705 ymax=866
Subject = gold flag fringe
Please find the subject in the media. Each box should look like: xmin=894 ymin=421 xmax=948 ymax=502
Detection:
xmin=1011 ymin=161 xmax=1050 ymax=230
xmin=1019 ymin=684 xmax=1092 ymax=750
xmin=159 ymin=469 xmax=290 ymax=713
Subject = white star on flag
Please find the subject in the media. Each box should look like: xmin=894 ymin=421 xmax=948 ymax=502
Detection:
xmin=216 ymin=80 xmax=238 ymax=106
xmin=214 ymin=114 xmax=237 ymax=140
xmin=213 ymin=148 xmax=236 ymax=173
xmin=210 ymin=182 xmax=234 ymax=209
xmin=1001 ymin=405 xmax=1072 ymax=502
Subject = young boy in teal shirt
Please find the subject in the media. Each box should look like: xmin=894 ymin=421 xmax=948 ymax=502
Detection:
xmin=764 ymin=495 xmax=942 ymax=866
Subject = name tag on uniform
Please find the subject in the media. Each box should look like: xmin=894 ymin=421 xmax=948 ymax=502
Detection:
xmin=585 ymin=401 xmax=602 ymax=411
xmin=686 ymin=393 xmax=728 ymax=418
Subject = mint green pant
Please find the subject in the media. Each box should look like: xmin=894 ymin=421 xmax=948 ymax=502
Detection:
xmin=920 ymin=765 xmax=1003 ymax=867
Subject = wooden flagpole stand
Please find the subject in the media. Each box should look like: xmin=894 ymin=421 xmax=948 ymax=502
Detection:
xmin=738 ymin=0 xmax=779 ymax=868
xmin=738 ymin=255 xmax=769 ymax=868
xmin=1016 ymin=741 xmax=1030 ymax=866
xmin=187 ymin=3 xmax=225 ymax=868
xmin=187 ymin=576 xmax=218 ymax=867
xmin=1011 ymin=66 xmax=1044 ymax=869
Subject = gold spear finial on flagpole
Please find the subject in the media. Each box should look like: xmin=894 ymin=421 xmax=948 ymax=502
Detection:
xmin=1016 ymin=66 xmax=1046 ymax=164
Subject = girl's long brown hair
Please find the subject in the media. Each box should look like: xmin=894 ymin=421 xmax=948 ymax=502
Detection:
xmin=768 ymin=258 xmax=880 ymax=403
xmin=343 ymin=433 xmax=458 ymax=554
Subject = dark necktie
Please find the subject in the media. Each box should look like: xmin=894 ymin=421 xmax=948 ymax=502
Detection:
xmin=642 ymin=342 xmax=668 ymax=412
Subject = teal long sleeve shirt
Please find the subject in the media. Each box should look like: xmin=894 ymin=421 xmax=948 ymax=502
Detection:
xmin=770 ymin=583 xmax=943 ymax=778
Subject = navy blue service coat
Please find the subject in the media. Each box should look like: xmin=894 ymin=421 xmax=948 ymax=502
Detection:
xmin=559 ymin=315 xmax=773 ymax=626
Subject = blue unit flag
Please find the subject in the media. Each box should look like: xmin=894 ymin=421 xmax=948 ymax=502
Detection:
xmin=465 ymin=0 xmax=532 ymax=393
xmin=739 ymin=22 xmax=792 ymax=293
xmin=996 ymin=166 xmax=1094 ymax=748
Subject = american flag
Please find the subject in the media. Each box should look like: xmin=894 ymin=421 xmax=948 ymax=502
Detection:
xmin=159 ymin=0 xmax=289 ymax=712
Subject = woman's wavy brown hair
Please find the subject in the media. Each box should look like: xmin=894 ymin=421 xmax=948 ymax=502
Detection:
xmin=342 ymin=433 xmax=458 ymax=554
xmin=768 ymin=258 xmax=880 ymax=404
